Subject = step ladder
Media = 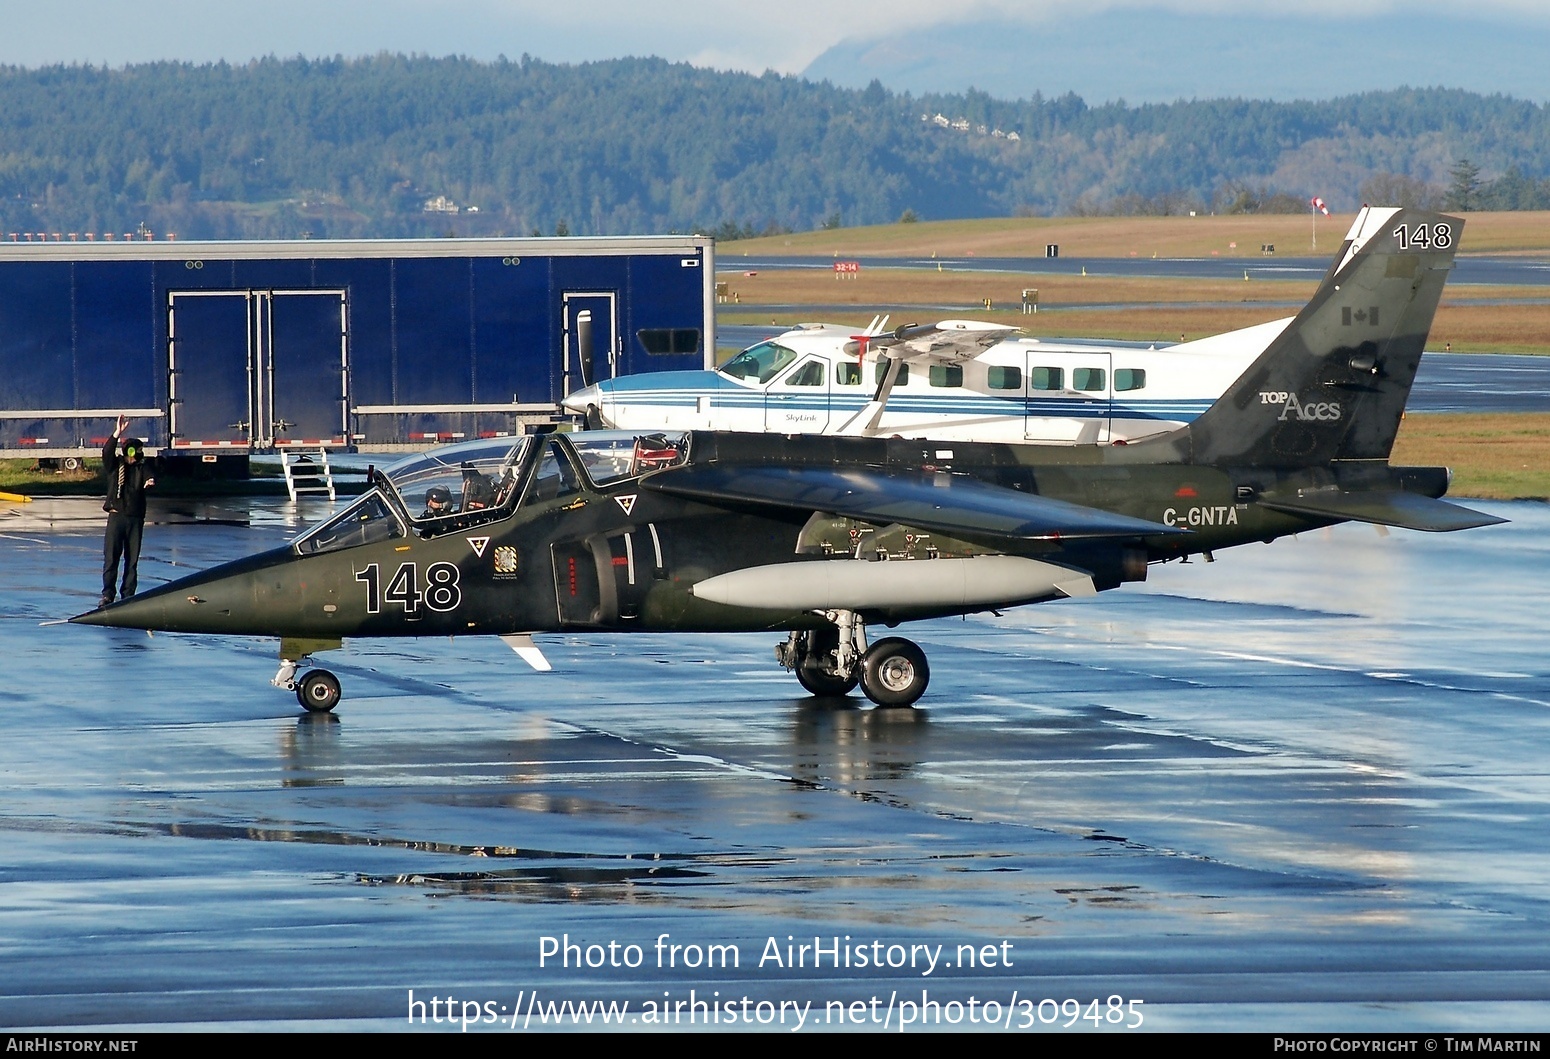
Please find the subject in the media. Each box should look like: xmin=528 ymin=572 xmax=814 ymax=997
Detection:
xmin=281 ymin=449 xmax=336 ymax=502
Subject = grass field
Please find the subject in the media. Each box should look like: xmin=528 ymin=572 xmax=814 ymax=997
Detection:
xmin=1393 ymin=413 xmax=1550 ymax=500
xmin=717 ymin=267 xmax=1550 ymax=353
xmin=727 ymin=211 xmax=1550 ymax=260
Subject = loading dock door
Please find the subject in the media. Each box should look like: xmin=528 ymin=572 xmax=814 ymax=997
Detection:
xmin=562 ymin=292 xmax=618 ymax=396
xmin=263 ymin=291 xmax=348 ymax=448
xmin=168 ymin=292 xmax=253 ymax=449
xmin=168 ymin=290 xmax=348 ymax=451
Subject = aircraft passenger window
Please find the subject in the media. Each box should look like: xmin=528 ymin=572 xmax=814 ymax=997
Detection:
xmin=987 ymin=365 xmax=1022 ymax=390
xmin=929 ymin=364 xmax=963 ymax=388
xmin=1115 ymin=368 xmax=1146 ymax=391
xmin=837 ymin=363 xmax=863 ymax=386
xmin=874 ymin=361 xmax=909 ymax=386
xmin=1030 ymin=366 xmax=1063 ymax=391
xmin=785 ymin=360 xmax=825 ymax=386
xmin=1073 ymin=367 xmax=1106 ymax=392
xmin=719 ymin=341 xmax=798 ymax=384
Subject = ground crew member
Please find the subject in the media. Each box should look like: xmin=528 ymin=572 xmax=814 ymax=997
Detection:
xmin=100 ymin=414 xmax=155 ymax=607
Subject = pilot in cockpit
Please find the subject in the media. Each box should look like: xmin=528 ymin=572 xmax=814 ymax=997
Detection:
xmin=421 ymin=485 xmax=455 ymax=520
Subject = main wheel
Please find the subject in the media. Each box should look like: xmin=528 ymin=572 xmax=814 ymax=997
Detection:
xmin=296 ymin=669 xmax=342 ymax=713
xmin=860 ymin=638 xmax=929 ymax=708
xmin=796 ymin=656 xmax=859 ymax=697
xmin=791 ymin=627 xmax=858 ymax=697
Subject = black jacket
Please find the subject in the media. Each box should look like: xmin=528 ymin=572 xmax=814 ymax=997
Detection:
xmin=102 ymin=438 xmax=154 ymax=519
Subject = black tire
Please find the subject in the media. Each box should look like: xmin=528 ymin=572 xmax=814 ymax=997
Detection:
xmin=796 ymin=657 xmax=859 ymax=697
xmin=860 ymin=638 xmax=929 ymax=708
xmin=297 ymin=669 xmax=342 ymax=713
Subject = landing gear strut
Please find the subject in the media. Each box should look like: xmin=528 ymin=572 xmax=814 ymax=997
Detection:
xmin=777 ymin=611 xmax=930 ymax=707
xmin=272 ymin=638 xmax=345 ymax=713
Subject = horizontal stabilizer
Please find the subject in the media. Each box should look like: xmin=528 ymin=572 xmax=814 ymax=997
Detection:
xmin=648 ymin=464 xmax=1185 ymax=542
xmin=1259 ymin=490 xmax=1507 ymax=532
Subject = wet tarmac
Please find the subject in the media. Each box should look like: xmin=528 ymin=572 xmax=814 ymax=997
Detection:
xmin=3 ymin=496 xmax=1549 ymax=1031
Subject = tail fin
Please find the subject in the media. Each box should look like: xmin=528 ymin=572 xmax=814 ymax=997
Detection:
xmin=1185 ymin=207 xmax=1461 ymax=468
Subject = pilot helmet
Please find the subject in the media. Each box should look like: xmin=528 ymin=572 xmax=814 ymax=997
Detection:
xmin=425 ymin=485 xmax=452 ymax=510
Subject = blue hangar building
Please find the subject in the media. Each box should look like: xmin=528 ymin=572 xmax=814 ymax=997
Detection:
xmin=0 ymin=235 xmax=715 ymax=464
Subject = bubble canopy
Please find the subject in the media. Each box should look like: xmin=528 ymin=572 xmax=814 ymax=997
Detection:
xmin=292 ymin=432 xmax=689 ymax=555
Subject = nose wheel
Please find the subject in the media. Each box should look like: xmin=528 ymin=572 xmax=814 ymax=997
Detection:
xmin=296 ymin=669 xmax=342 ymax=713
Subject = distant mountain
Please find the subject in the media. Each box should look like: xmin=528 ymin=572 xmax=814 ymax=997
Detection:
xmin=0 ymin=56 xmax=1547 ymax=240
xmin=803 ymin=11 xmax=1550 ymax=106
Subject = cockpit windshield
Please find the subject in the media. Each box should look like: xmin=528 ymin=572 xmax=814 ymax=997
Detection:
xmin=381 ymin=436 xmax=532 ymax=537
xmin=719 ymin=341 xmax=798 ymax=384
xmin=294 ymin=491 xmax=405 ymax=555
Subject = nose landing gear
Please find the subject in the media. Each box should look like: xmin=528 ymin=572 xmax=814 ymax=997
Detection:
xmin=777 ymin=611 xmax=930 ymax=707
xmin=296 ymin=669 xmax=342 ymax=713
xmin=272 ymin=638 xmax=346 ymax=713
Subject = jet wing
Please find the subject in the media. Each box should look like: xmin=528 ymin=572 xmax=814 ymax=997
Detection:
xmin=1258 ymin=490 xmax=1507 ymax=532
xmin=645 ymin=464 xmax=1185 ymax=543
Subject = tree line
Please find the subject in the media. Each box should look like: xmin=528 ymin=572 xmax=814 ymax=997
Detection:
xmin=1 ymin=56 xmax=1547 ymax=241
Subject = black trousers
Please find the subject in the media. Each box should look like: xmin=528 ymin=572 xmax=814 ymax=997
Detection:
xmin=103 ymin=513 xmax=144 ymax=600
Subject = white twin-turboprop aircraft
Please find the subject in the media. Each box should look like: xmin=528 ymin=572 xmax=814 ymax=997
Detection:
xmin=564 ymin=313 xmax=1297 ymax=444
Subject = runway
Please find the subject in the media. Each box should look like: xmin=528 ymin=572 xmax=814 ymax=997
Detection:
xmin=2 ymin=496 xmax=1547 ymax=1030
xmin=727 ymin=253 xmax=1550 ymax=287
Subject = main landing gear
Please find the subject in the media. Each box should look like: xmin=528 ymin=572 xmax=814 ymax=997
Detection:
xmin=776 ymin=610 xmax=930 ymax=708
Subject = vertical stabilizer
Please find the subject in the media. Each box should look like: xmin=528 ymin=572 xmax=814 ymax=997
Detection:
xmin=1186 ymin=207 xmax=1461 ymax=468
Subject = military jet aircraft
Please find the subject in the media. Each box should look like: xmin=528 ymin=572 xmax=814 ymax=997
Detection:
xmin=73 ymin=207 xmax=1504 ymax=711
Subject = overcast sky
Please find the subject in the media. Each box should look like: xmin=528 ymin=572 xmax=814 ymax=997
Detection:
xmin=0 ymin=0 xmax=1545 ymax=78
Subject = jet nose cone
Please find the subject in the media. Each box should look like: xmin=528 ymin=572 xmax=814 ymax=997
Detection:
xmin=70 ymin=589 xmax=178 ymax=630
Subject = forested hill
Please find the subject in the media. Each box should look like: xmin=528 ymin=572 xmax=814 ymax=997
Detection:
xmin=2 ymin=55 xmax=1548 ymax=241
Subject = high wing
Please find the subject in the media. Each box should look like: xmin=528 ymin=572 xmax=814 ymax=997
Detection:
xmin=837 ymin=319 xmax=1022 ymax=436
xmin=643 ymin=463 xmax=1184 ymax=546
xmin=841 ymin=319 xmax=1022 ymax=362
